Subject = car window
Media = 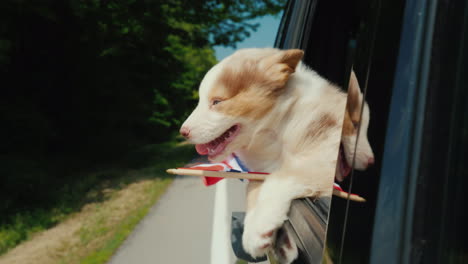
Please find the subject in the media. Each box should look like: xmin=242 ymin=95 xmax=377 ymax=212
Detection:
xmin=324 ymin=0 xmax=405 ymax=262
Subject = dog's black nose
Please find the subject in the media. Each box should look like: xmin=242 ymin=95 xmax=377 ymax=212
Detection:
xmin=180 ymin=127 xmax=190 ymax=139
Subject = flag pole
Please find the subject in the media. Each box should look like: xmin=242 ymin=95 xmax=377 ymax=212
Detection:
xmin=166 ymin=168 xmax=365 ymax=202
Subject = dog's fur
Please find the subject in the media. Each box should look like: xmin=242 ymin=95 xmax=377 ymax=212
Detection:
xmin=272 ymin=70 xmax=375 ymax=263
xmin=180 ymin=48 xmax=373 ymax=263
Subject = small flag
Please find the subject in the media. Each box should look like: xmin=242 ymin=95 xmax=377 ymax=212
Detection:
xmin=171 ymin=154 xmax=365 ymax=202
xmin=184 ymin=154 xmax=268 ymax=186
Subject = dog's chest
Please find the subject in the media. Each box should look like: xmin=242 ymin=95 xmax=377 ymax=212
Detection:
xmin=235 ymin=129 xmax=283 ymax=173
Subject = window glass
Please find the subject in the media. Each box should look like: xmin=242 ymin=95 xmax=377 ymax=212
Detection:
xmin=325 ymin=0 xmax=406 ymax=263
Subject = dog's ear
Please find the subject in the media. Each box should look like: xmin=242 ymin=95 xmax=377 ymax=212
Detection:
xmin=347 ymin=70 xmax=363 ymax=122
xmin=276 ymin=49 xmax=304 ymax=70
xmin=261 ymin=49 xmax=304 ymax=88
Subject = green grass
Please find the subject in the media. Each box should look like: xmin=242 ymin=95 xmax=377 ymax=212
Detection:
xmin=0 ymin=141 xmax=195 ymax=260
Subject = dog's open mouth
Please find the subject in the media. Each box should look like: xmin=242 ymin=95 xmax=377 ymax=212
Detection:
xmin=337 ymin=144 xmax=352 ymax=181
xmin=195 ymin=124 xmax=241 ymax=159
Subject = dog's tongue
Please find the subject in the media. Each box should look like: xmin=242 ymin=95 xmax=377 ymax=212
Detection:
xmin=336 ymin=145 xmax=351 ymax=182
xmin=195 ymin=140 xmax=228 ymax=158
xmin=195 ymin=144 xmax=209 ymax=155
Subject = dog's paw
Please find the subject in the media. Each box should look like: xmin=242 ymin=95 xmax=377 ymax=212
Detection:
xmin=273 ymin=227 xmax=298 ymax=264
xmin=242 ymin=209 xmax=285 ymax=258
xmin=242 ymin=224 xmax=276 ymax=258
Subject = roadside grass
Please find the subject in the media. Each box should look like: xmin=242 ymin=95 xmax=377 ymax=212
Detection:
xmin=0 ymin=141 xmax=195 ymax=264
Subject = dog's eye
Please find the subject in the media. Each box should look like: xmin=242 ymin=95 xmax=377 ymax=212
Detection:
xmin=212 ymin=99 xmax=222 ymax=106
xmin=353 ymin=121 xmax=360 ymax=129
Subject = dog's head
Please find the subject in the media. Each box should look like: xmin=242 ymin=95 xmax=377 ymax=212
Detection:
xmin=336 ymin=71 xmax=375 ymax=181
xmin=180 ymin=48 xmax=304 ymax=162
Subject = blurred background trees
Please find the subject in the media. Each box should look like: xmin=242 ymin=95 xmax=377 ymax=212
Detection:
xmin=0 ymin=0 xmax=284 ymax=155
xmin=0 ymin=0 xmax=285 ymax=248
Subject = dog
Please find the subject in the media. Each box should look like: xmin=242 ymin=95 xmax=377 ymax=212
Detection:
xmin=180 ymin=48 xmax=373 ymax=262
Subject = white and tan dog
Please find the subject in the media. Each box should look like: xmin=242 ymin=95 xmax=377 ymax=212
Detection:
xmin=180 ymin=48 xmax=373 ymax=262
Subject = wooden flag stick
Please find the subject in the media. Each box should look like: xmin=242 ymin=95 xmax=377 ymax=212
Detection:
xmin=166 ymin=168 xmax=366 ymax=202
xmin=332 ymin=189 xmax=366 ymax=202
xmin=166 ymin=168 xmax=266 ymax=181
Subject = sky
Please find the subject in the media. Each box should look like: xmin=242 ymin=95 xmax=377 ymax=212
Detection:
xmin=214 ymin=14 xmax=283 ymax=61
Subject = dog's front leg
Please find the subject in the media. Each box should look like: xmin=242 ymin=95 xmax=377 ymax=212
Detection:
xmin=242 ymin=175 xmax=308 ymax=258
